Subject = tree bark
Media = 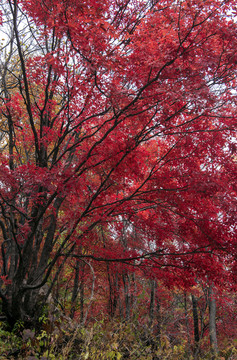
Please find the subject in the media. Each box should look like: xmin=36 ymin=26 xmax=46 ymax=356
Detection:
xmin=192 ymin=294 xmax=200 ymax=351
xmin=208 ymin=286 xmax=218 ymax=358
xmin=123 ymin=273 xmax=130 ymax=321
xmin=149 ymin=279 xmax=156 ymax=327
xmin=70 ymin=260 xmax=80 ymax=319
xmin=184 ymin=292 xmax=192 ymax=357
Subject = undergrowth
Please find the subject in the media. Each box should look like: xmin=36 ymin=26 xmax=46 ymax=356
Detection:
xmin=0 ymin=318 xmax=236 ymax=360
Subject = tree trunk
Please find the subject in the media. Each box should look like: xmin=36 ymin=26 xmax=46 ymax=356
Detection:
xmin=208 ymin=286 xmax=218 ymax=358
xmin=149 ymin=279 xmax=156 ymax=327
xmin=184 ymin=293 xmax=192 ymax=357
xmin=70 ymin=260 xmax=80 ymax=319
xmin=79 ymin=263 xmax=85 ymax=325
xmin=107 ymin=265 xmax=118 ymax=318
xmin=192 ymin=294 xmax=200 ymax=354
xmin=123 ymin=273 xmax=130 ymax=321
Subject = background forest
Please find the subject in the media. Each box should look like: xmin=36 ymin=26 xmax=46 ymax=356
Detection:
xmin=0 ymin=0 xmax=236 ymax=359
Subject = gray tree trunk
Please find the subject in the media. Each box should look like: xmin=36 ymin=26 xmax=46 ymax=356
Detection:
xmin=208 ymin=286 xmax=218 ymax=358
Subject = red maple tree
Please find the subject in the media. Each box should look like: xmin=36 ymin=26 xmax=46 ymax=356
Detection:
xmin=0 ymin=0 xmax=236 ymax=327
